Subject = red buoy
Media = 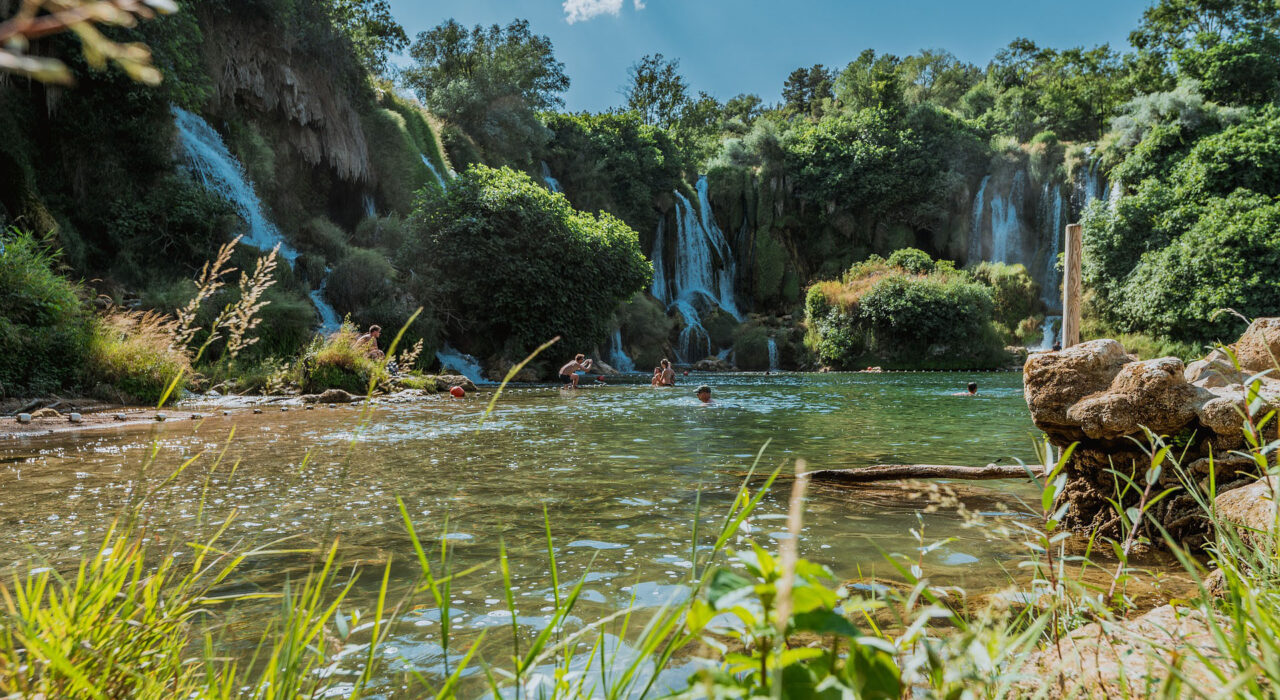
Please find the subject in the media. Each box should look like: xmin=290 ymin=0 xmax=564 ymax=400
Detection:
xmin=449 ymin=386 xmax=466 ymax=398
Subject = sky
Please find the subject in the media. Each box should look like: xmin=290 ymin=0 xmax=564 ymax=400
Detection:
xmin=387 ymin=0 xmax=1151 ymax=113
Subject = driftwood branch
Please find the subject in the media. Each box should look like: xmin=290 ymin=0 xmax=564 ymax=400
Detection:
xmin=806 ymin=464 xmax=1046 ymax=484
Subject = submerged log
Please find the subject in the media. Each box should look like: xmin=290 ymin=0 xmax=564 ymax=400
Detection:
xmin=806 ymin=464 xmax=1045 ymax=484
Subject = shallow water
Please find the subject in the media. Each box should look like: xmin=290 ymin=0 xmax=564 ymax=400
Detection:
xmin=0 ymin=372 xmax=1067 ymax=691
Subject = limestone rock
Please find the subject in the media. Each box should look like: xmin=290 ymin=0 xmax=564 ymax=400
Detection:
xmin=1066 ymin=358 xmax=1207 ymax=440
xmin=1215 ymin=476 xmax=1278 ymax=546
xmin=68 ymin=413 xmax=83 ymax=423
xmin=693 ymin=357 xmax=732 ymax=372
xmin=1022 ymin=605 xmax=1229 ymax=698
xmin=1184 ymin=348 xmax=1241 ymax=388
xmin=317 ymin=388 xmax=356 ymax=404
xmin=1024 ymin=339 xmax=1133 ymax=436
xmin=31 ymin=407 xmax=61 ymax=419
xmin=1233 ymin=317 xmax=1280 ymax=373
xmin=436 ymin=375 xmax=478 ymax=393
xmin=16 ymin=413 xmax=32 ymax=424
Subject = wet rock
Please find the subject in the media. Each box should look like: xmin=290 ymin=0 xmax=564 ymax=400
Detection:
xmin=328 ymin=403 xmax=337 ymax=409
xmin=253 ymin=408 xmax=263 ymax=414
xmin=1024 ymin=339 xmax=1133 ymax=438
xmin=114 ymin=413 xmax=127 ymax=421
xmin=1215 ymin=476 xmax=1278 ymax=547
xmin=304 ymin=404 xmax=314 ymax=410
xmin=68 ymin=413 xmax=83 ymax=423
xmin=222 ymin=410 xmax=232 ymax=416
xmin=436 ymin=375 xmax=478 ymax=393
xmin=693 ymin=357 xmax=732 ymax=372
xmin=280 ymin=406 xmax=290 ymax=412
xmin=16 ymin=413 xmax=32 ymax=424
xmin=1022 ymin=605 xmax=1228 ymax=698
xmin=190 ymin=413 xmax=203 ymax=420
xmin=316 ymin=388 xmax=356 ymax=404
xmin=31 ymin=407 xmax=61 ymax=419
xmin=155 ymin=413 xmax=166 ymax=421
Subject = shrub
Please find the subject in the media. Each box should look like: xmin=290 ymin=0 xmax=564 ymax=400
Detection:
xmin=400 ymin=165 xmax=651 ymax=361
xmin=969 ymin=261 xmax=1042 ymax=332
xmin=887 ymin=247 xmax=935 ymax=275
xmin=616 ymin=293 xmax=674 ymax=370
xmin=86 ymin=311 xmax=191 ymax=404
xmin=0 ymin=230 xmax=93 ymax=396
xmin=731 ymin=323 xmax=771 ymax=370
xmin=298 ymin=217 xmax=349 ymax=262
xmin=299 ymin=324 xmax=384 ymax=394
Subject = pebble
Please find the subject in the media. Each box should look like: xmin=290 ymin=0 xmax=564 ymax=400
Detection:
xmin=17 ymin=413 xmax=32 ymax=424
xmin=113 ymin=413 xmax=127 ymax=421
xmin=154 ymin=413 xmax=166 ymax=422
xmin=222 ymin=410 xmax=232 ymax=416
xmin=280 ymin=406 xmax=289 ymax=412
xmin=190 ymin=413 xmax=202 ymax=420
xmin=253 ymin=408 xmax=263 ymax=414
xmin=68 ymin=413 xmax=82 ymax=423
xmin=304 ymin=404 xmax=314 ymax=410
xmin=328 ymin=404 xmax=336 ymax=409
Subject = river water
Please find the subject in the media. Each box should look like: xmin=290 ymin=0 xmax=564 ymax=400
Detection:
xmin=0 ymin=372 xmax=1073 ymax=691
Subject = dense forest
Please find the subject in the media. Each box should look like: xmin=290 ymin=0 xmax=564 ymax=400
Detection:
xmin=2 ymin=0 xmax=1278 ymax=394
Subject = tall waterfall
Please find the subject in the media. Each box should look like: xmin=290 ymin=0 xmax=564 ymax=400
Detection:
xmin=421 ymin=154 xmax=449 ymax=191
xmin=988 ymin=170 xmax=1027 ymax=265
xmin=608 ymin=329 xmax=636 ymax=373
xmin=1039 ymin=183 xmax=1064 ymax=308
xmin=767 ymin=337 xmax=780 ymax=371
xmin=664 ymin=177 xmax=743 ymax=362
xmin=172 ymin=105 xmax=341 ymax=330
xmin=967 ymin=175 xmax=990 ymax=263
xmin=435 ymin=344 xmax=492 ymax=385
xmin=309 ymin=275 xmax=342 ymax=333
xmin=650 ymin=219 xmax=667 ymax=304
xmin=540 ymin=161 xmax=563 ymax=193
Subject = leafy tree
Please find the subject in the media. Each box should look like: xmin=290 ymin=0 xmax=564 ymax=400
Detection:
xmin=723 ymin=93 xmax=764 ymax=124
xmin=327 ymin=0 xmax=408 ymax=76
xmin=781 ymin=64 xmax=833 ymax=118
xmin=834 ymin=50 xmax=905 ymax=112
xmin=1176 ymin=33 xmax=1280 ymax=105
xmin=1130 ymin=0 xmax=1280 ymax=59
xmin=624 ymin=53 xmax=689 ymax=127
xmin=399 ymin=166 xmax=651 ymax=362
xmin=898 ymin=49 xmax=982 ymax=110
xmin=402 ymin=19 xmax=569 ymax=164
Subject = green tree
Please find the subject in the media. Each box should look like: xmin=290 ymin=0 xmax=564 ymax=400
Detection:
xmin=402 ymin=18 xmax=569 ymax=163
xmin=624 ymin=53 xmax=689 ymax=127
xmin=723 ymin=93 xmax=764 ymax=124
xmin=327 ymin=0 xmax=408 ymax=77
xmin=834 ymin=50 xmax=905 ymax=112
xmin=1130 ymin=0 xmax=1280 ymax=59
xmin=781 ymin=64 xmax=833 ymax=118
xmin=399 ymin=166 xmax=651 ymax=362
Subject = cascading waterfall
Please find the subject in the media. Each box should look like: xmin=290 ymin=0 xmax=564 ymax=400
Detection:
xmin=435 ymin=345 xmax=492 ymax=385
xmin=1037 ymin=315 xmax=1062 ymax=351
xmin=362 ymin=193 xmax=376 ymax=219
xmin=695 ymin=176 xmax=743 ymax=321
xmin=988 ymin=171 xmax=1027 ymax=265
xmin=967 ymin=175 xmax=990 ymax=263
xmin=540 ymin=161 xmax=562 ymax=193
xmin=767 ymin=337 xmax=780 ymax=371
xmin=1108 ymin=180 xmax=1123 ymax=212
xmin=421 ymin=154 xmax=449 ymax=191
xmin=650 ymin=219 xmax=668 ymax=304
xmin=1039 ymin=183 xmax=1064 ymax=309
xmin=309 ymin=274 xmax=342 ymax=333
xmin=608 ymin=329 xmax=636 ymax=373
xmin=172 ymin=105 xmax=341 ymax=330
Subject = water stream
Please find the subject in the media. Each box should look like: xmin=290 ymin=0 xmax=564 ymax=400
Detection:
xmin=666 ymin=177 xmax=743 ymax=362
xmin=767 ymin=337 xmax=780 ymax=371
xmin=421 ymin=153 xmax=449 ymax=191
xmin=608 ymin=329 xmax=636 ymax=373
xmin=435 ymin=344 xmax=492 ymax=385
xmin=540 ymin=161 xmax=562 ymax=193
xmin=172 ymin=106 xmax=341 ymax=330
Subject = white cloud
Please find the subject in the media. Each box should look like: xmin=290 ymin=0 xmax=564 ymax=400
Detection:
xmin=563 ymin=0 xmax=624 ymax=23
xmin=633 ymin=0 xmax=646 ymax=9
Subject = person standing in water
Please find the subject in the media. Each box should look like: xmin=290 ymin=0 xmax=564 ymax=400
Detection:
xmin=659 ymin=359 xmax=676 ymax=386
xmin=695 ymin=385 xmax=715 ymax=405
xmin=558 ymin=354 xmax=593 ymax=389
xmin=650 ymin=367 xmax=663 ymax=387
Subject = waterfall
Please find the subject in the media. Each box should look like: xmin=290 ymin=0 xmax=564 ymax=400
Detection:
xmin=695 ymin=176 xmax=742 ymax=321
xmin=172 ymin=105 xmax=341 ymax=330
xmin=309 ymin=273 xmax=342 ymax=333
xmin=967 ymin=175 xmax=990 ymax=263
xmin=435 ymin=344 xmax=492 ymax=385
xmin=608 ymin=329 xmax=636 ymax=373
xmin=767 ymin=337 xmax=780 ymax=371
xmin=670 ymin=298 xmax=711 ymax=362
xmin=1108 ymin=180 xmax=1123 ymax=212
xmin=1036 ymin=315 xmax=1062 ymax=351
xmin=989 ymin=170 xmax=1028 ymax=265
xmin=421 ymin=154 xmax=449 ymax=191
xmin=362 ymin=193 xmax=376 ymax=219
xmin=172 ymin=106 xmax=298 ymax=262
xmin=650 ymin=219 xmax=667 ymax=304
xmin=1039 ymin=183 xmax=1064 ymax=309
xmin=540 ymin=161 xmax=563 ymax=193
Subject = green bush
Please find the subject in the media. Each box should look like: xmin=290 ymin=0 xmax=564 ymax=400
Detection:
xmin=299 ymin=324 xmax=384 ymax=394
xmin=400 ymin=165 xmax=651 ymax=361
xmin=86 ymin=313 xmax=191 ymax=405
xmin=616 ymin=293 xmax=675 ymax=370
xmin=731 ymin=324 xmax=771 ymax=370
xmin=969 ymin=261 xmax=1042 ymax=332
xmin=298 ymin=217 xmax=349 ymax=262
xmin=887 ymin=247 xmax=935 ymax=275
xmin=0 ymin=230 xmax=93 ymax=396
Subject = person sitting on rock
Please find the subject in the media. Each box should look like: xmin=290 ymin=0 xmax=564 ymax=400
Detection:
xmin=355 ymin=325 xmax=384 ymax=360
xmin=558 ymin=354 xmax=593 ymax=389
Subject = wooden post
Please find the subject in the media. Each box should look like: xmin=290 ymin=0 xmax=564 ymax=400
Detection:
xmin=1062 ymin=224 xmax=1083 ymax=348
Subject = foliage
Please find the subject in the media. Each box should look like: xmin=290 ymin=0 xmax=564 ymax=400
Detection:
xmin=969 ymin=261 xmax=1043 ymax=334
xmin=86 ymin=310 xmax=191 ymax=403
xmin=781 ymin=63 xmax=833 ymax=119
xmin=400 ymin=165 xmax=650 ymax=362
xmin=615 ymin=293 xmax=674 ymax=370
xmin=730 ymin=323 xmax=771 ymax=370
xmin=624 ymin=53 xmax=690 ymax=128
xmin=886 ymin=246 xmax=934 ymax=274
xmin=0 ymin=229 xmax=93 ymax=396
xmin=0 ymin=0 xmax=175 ymax=85
xmin=299 ymin=322 xmax=384 ymax=393
xmin=326 ymin=0 xmax=407 ymax=76
xmin=804 ymin=253 xmax=1008 ymax=370
xmin=402 ymin=18 xmax=568 ymax=164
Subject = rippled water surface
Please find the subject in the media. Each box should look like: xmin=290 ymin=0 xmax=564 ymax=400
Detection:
xmin=0 ymin=371 xmax=1048 ymax=690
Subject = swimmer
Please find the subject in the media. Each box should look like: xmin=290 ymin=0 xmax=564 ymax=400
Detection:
xmin=650 ymin=367 xmax=662 ymax=387
xmin=953 ymin=382 xmax=978 ymax=396
xmin=660 ymin=359 xmax=676 ymax=386
xmin=695 ymin=385 xmax=715 ymax=405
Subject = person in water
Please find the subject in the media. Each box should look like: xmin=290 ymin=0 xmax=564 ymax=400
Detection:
xmin=659 ymin=359 xmax=676 ymax=386
xmin=650 ymin=367 xmax=663 ymax=387
xmin=695 ymin=385 xmax=715 ymax=405
xmin=953 ymin=382 xmax=978 ymax=396
xmin=558 ymin=354 xmax=593 ymax=389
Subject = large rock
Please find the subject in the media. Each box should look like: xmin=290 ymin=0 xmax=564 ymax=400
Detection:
xmin=1065 ymin=358 xmax=1208 ymax=440
xmin=303 ymin=388 xmax=357 ymax=404
xmin=436 ymin=375 xmax=478 ymax=393
xmin=1024 ymin=339 xmax=1133 ymax=437
xmin=1233 ymin=317 xmax=1280 ymax=373
xmin=693 ymin=357 xmax=732 ymax=372
xmin=1215 ymin=476 xmax=1278 ymax=547
xmin=1022 ymin=605 xmax=1230 ymax=698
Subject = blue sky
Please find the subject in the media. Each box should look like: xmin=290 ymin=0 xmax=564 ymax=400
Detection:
xmin=388 ymin=0 xmax=1150 ymax=113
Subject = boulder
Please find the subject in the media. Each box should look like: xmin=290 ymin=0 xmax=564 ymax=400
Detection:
xmin=1233 ymin=317 xmax=1280 ymax=373
xmin=693 ymin=357 xmax=732 ymax=372
xmin=31 ymin=407 xmax=62 ymax=419
xmin=483 ymin=359 xmax=541 ymax=383
xmin=317 ymin=388 xmax=356 ymax=404
xmin=1065 ymin=358 xmax=1208 ymax=440
xmin=1024 ymin=339 xmax=1134 ymax=437
xmin=1215 ymin=476 xmax=1279 ymax=547
xmin=1021 ymin=605 xmax=1229 ymax=698
xmin=1184 ymin=348 xmax=1242 ymax=388
xmin=436 ymin=375 xmax=478 ymax=393
xmin=16 ymin=413 xmax=32 ymax=424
